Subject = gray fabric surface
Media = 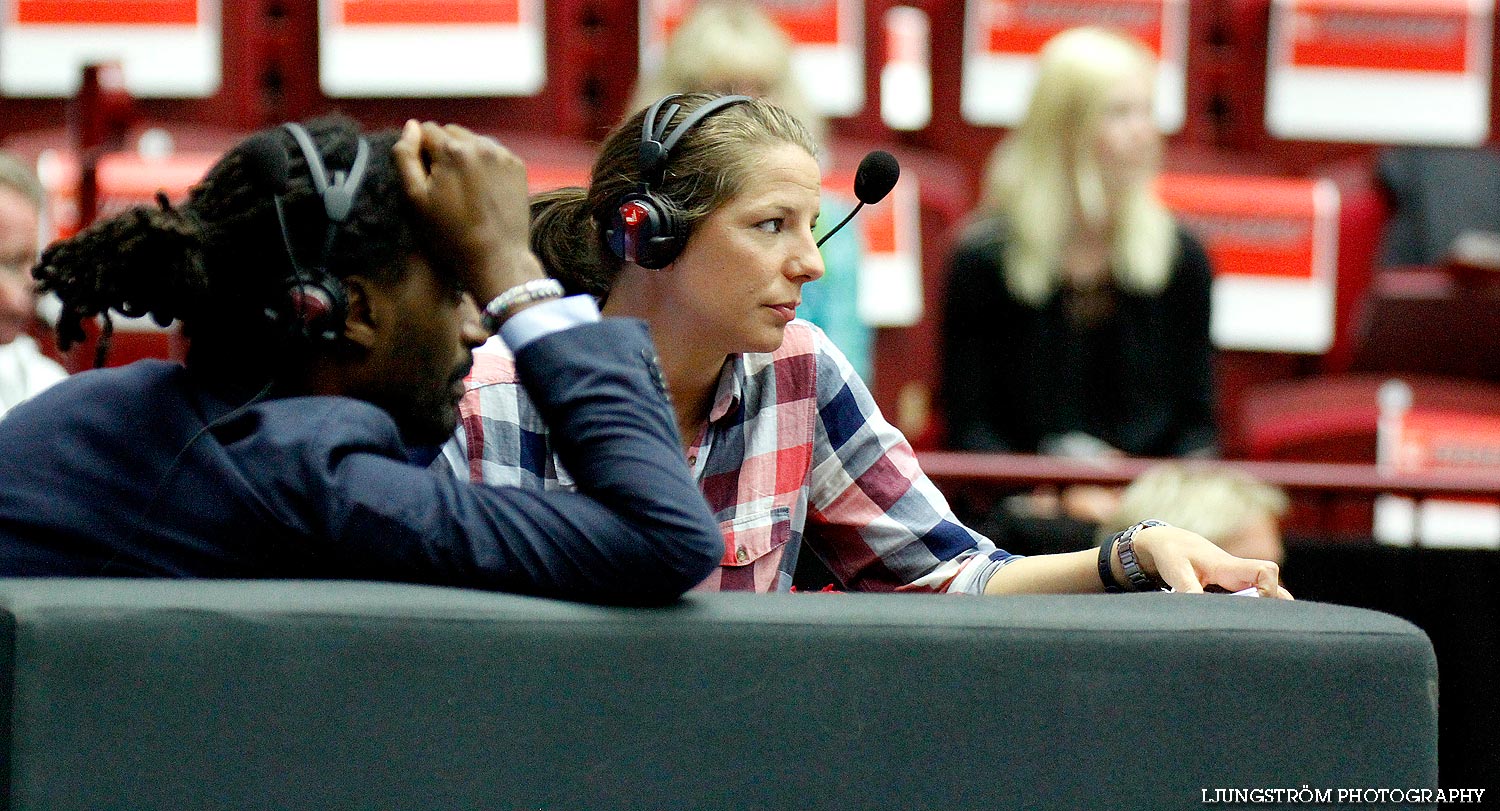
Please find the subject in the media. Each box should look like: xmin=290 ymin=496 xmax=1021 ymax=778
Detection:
xmin=0 ymin=580 xmax=1437 ymax=810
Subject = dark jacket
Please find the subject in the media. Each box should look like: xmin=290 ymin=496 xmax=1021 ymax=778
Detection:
xmin=0 ymin=320 xmax=720 ymax=604
xmin=941 ymin=220 xmax=1217 ymax=457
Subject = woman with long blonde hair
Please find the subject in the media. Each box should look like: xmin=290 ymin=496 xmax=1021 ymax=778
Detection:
xmin=941 ymin=26 xmax=1216 ymax=459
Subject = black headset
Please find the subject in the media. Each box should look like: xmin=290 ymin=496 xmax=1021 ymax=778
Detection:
xmin=114 ymin=122 xmax=370 ymax=569
xmin=251 ymin=122 xmax=371 ymax=344
xmin=604 ymin=93 xmax=751 ymax=270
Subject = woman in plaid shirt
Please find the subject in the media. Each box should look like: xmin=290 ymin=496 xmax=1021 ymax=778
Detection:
xmin=440 ymin=93 xmax=1291 ymax=600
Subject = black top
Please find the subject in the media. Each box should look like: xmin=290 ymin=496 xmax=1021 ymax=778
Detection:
xmin=0 ymin=320 xmax=721 ymax=604
xmin=940 ymin=219 xmax=1217 ymax=457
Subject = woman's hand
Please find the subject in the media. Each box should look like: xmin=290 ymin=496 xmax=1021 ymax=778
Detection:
xmin=391 ymin=120 xmax=544 ymax=304
xmin=1132 ymin=525 xmax=1293 ymax=599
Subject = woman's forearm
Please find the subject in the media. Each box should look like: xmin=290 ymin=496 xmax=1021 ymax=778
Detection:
xmin=983 ymin=548 xmax=1103 ymax=595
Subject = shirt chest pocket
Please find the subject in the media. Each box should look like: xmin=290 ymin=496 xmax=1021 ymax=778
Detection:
xmin=716 ymin=506 xmax=792 ymax=592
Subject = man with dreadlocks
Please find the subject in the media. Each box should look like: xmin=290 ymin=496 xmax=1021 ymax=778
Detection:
xmin=0 ymin=118 xmax=721 ymax=605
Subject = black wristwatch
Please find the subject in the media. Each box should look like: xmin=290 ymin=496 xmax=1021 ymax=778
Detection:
xmin=1119 ymin=519 xmax=1167 ymax=591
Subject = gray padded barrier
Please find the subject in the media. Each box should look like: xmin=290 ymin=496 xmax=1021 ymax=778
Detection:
xmin=0 ymin=580 xmax=1436 ymax=810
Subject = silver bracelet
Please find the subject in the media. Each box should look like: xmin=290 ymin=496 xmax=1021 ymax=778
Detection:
xmin=482 ymin=278 xmax=565 ymax=333
xmin=1116 ymin=519 xmax=1168 ymax=592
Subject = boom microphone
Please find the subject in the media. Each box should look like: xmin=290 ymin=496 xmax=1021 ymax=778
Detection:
xmin=817 ymin=150 xmax=901 ymax=248
xmin=853 ymin=150 xmax=901 ymax=205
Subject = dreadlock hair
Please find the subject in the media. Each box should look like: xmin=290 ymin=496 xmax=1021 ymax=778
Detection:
xmin=31 ymin=115 xmax=424 ymax=380
xmin=531 ymin=92 xmax=816 ymax=300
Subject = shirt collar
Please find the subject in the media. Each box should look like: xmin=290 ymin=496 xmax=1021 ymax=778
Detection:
xmin=706 ymin=354 xmax=746 ymax=425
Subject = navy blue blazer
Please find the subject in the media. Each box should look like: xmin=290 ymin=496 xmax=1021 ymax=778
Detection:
xmin=0 ymin=320 xmax=720 ymax=605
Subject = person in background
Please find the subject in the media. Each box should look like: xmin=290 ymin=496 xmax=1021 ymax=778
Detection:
xmin=632 ymin=0 xmax=872 ymax=382
xmin=0 ymin=151 xmax=65 ymax=417
xmin=1102 ymin=463 xmax=1289 ymax=566
xmin=446 ymin=92 xmax=1290 ymax=600
xmin=941 ymin=26 xmax=1217 ymax=464
xmin=0 ymin=116 xmax=721 ymax=604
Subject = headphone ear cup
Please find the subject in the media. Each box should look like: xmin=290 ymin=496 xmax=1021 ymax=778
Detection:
xmin=606 ymin=193 xmax=682 ymax=270
xmin=641 ymin=206 xmax=683 ymax=269
xmin=284 ymin=273 xmax=348 ymax=343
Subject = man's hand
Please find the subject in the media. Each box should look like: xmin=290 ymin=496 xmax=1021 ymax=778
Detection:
xmin=392 ymin=120 xmax=544 ymax=305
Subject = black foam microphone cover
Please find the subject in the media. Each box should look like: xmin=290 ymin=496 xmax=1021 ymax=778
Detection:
xmin=815 ymin=150 xmax=901 ymax=248
xmin=853 ymin=150 xmax=900 ymax=206
xmin=244 ymin=132 xmax=291 ymax=195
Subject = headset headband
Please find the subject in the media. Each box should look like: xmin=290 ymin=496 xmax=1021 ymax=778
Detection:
xmin=638 ymin=93 xmax=752 ymax=188
xmin=282 ymin=122 xmax=370 ymax=224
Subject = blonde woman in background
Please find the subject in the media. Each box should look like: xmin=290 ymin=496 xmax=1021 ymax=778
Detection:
xmin=1104 ymin=464 xmax=1289 ymax=566
xmin=632 ymin=0 xmax=871 ymax=381
xmin=632 ymin=0 xmax=827 ymax=147
xmin=941 ymin=26 xmax=1216 ymax=463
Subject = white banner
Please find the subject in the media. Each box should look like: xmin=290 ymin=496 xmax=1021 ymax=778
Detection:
xmin=0 ymin=0 xmax=219 ymax=97
xmin=320 ymin=0 xmax=545 ymax=97
xmin=1158 ymin=173 xmax=1340 ymax=353
xmin=638 ymin=0 xmax=865 ymax=117
xmin=960 ymin=0 xmax=1186 ymax=132
xmin=1266 ymin=0 xmax=1493 ymax=145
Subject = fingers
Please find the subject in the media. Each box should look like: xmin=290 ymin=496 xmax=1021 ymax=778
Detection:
xmin=392 ymin=119 xmax=428 ymax=205
xmin=391 ymin=119 xmax=471 ymax=203
xmin=1243 ymin=562 xmax=1294 ymax=601
xmin=394 ymin=120 xmax=522 ymax=208
xmin=1166 ymin=573 xmax=1204 ymax=594
xmin=1253 ymin=562 xmax=1281 ymax=597
xmin=1195 ymin=556 xmax=1278 ymax=594
xmin=426 ymin=122 xmax=504 ymax=167
xmin=420 ymin=121 xmax=463 ymax=184
xmin=1203 ymin=558 xmax=1292 ymax=601
xmin=386 ymin=119 xmax=539 ymax=300
xmin=1135 ymin=525 xmax=1289 ymax=598
xmin=1132 ymin=525 xmax=1207 ymax=593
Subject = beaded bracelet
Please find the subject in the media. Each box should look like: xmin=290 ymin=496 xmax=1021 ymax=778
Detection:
xmin=481 ymin=278 xmax=565 ymax=333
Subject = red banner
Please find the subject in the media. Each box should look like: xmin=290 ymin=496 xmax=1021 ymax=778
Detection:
xmin=1396 ymin=410 xmax=1500 ymax=471
xmin=338 ymin=0 xmax=521 ymax=26
xmin=1287 ymin=0 xmax=1470 ymax=73
xmin=41 ymin=151 xmax=217 ymax=239
xmin=825 ymin=169 xmax=899 ymax=254
xmin=1157 ymin=174 xmax=1322 ymax=280
xmin=656 ymin=0 xmax=842 ymax=46
xmin=981 ymin=0 xmax=1164 ymax=56
xmin=14 ymin=0 xmax=197 ymax=25
xmin=524 ymin=162 xmax=590 ymax=194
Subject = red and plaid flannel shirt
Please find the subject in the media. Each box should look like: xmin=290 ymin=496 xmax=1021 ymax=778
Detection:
xmin=440 ymin=321 xmax=1018 ymax=594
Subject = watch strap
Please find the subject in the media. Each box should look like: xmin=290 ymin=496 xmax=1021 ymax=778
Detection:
xmin=1098 ymin=535 xmax=1126 ymax=593
xmin=1116 ymin=519 xmax=1167 ymax=592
